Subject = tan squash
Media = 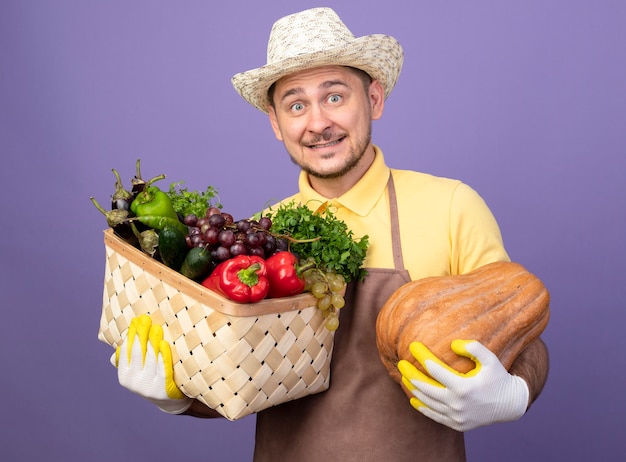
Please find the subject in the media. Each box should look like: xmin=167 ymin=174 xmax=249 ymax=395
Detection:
xmin=375 ymin=261 xmax=550 ymax=387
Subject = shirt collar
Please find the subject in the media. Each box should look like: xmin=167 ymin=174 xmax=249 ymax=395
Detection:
xmin=297 ymin=145 xmax=390 ymax=217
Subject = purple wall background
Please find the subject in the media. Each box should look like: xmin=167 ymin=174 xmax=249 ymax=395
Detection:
xmin=1 ymin=1 xmax=624 ymax=460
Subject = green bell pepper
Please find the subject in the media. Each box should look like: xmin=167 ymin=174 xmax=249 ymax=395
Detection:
xmin=131 ymin=180 xmax=179 ymax=222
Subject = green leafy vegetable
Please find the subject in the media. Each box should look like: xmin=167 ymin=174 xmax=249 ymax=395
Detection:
xmin=166 ymin=181 xmax=221 ymax=218
xmin=265 ymin=201 xmax=369 ymax=282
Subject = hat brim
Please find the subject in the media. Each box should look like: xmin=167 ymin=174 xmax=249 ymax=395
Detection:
xmin=231 ymin=34 xmax=403 ymax=113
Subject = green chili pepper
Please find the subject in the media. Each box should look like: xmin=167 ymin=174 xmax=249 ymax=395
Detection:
xmin=131 ymin=215 xmax=189 ymax=236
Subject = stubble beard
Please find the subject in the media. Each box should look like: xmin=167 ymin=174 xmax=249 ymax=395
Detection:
xmin=290 ymin=124 xmax=372 ymax=180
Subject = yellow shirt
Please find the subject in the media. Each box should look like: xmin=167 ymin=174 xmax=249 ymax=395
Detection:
xmin=277 ymin=146 xmax=509 ymax=280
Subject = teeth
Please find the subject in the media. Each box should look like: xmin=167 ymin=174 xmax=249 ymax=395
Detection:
xmin=311 ymin=140 xmax=339 ymax=148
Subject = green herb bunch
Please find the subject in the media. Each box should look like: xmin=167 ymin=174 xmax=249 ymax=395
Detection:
xmin=265 ymin=201 xmax=369 ymax=283
xmin=166 ymin=181 xmax=221 ymax=218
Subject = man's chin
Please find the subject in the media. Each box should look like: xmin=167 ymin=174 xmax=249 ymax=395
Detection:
xmin=304 ymin=162 xmax=354 ymax=180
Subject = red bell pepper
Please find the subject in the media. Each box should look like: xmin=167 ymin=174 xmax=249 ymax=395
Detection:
xmin=265 ymin=251 xmax=306 ymax=298
xmin=201 ymin=255 xmax=269 ymax=303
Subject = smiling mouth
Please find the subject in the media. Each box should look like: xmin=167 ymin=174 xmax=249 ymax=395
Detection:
xmin=307 ymin=136 xmax=345 ymax=149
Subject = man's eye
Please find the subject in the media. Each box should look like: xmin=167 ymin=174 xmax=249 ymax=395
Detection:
xmin=328 ymin=94 xmax=342 ymax=104
xmin=291 ymin=102 xmax=304 ymax=112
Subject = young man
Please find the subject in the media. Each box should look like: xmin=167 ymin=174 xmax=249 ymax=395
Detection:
xmin=112 ymin=8 xmax=548 ymax=461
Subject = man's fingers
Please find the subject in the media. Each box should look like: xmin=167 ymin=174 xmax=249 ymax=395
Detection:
xmin=148 ymin=322 xmax=164 ymax=358
xmin=398 ymin=359 xmax=442 ymax=388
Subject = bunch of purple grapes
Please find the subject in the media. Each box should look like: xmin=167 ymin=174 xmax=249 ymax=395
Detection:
xmin=183 ymin=207 xmax=289 ymax=263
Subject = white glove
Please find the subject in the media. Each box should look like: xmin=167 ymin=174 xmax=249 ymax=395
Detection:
xmin=111 ymin=314 xmax=193 ymax=414
xmin=398 ymin=339 xmax=529 ymax=432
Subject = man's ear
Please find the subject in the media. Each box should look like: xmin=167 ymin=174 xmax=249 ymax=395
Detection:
xmin=268 ymin=106 xmax=284 ymax=141
xmin=369 ymin=80 xmax=385 ymax=121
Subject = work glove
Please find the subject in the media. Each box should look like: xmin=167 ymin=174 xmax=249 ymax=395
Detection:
xmin=111 ymin=314 xmax=193 ymax=414
xmin=398 ymin=339 xmax=529 ymax=432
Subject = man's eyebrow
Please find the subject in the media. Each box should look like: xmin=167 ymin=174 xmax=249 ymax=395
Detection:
xmin=279 ymin=80 xmax=349 ymax=104
xmin=280 ymin=87 xmax=304 ymax=103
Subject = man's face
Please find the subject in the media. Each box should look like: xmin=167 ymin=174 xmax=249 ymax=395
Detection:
xmin=268 ymin=66 xmax=384 ymax=181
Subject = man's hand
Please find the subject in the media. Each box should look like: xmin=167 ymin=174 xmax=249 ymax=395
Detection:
xmin=397 ymin=339 xmax=529 ymax=432
xmin=111 ymin=314 xmax=192 ymax=414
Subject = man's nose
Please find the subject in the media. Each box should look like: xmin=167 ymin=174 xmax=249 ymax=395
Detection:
xmin=306 ymin=104 xmax=332 ymax=134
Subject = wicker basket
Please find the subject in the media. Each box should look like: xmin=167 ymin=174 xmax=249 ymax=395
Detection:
xmin=98 ymin=228 xmax=335 ymax=420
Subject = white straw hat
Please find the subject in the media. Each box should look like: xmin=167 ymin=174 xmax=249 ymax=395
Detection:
xmin=231 ymin=7 xmax=404 ymax=113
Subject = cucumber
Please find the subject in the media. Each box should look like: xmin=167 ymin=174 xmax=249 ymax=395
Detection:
xmin=180 ymin=246 xmax=213 ymax=281
xmin=158 ymin=225 xmax=188 ymax=270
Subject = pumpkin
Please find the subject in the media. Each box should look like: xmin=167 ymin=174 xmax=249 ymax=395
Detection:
xmin=375 ymin=261 xmax=550 ymax=388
